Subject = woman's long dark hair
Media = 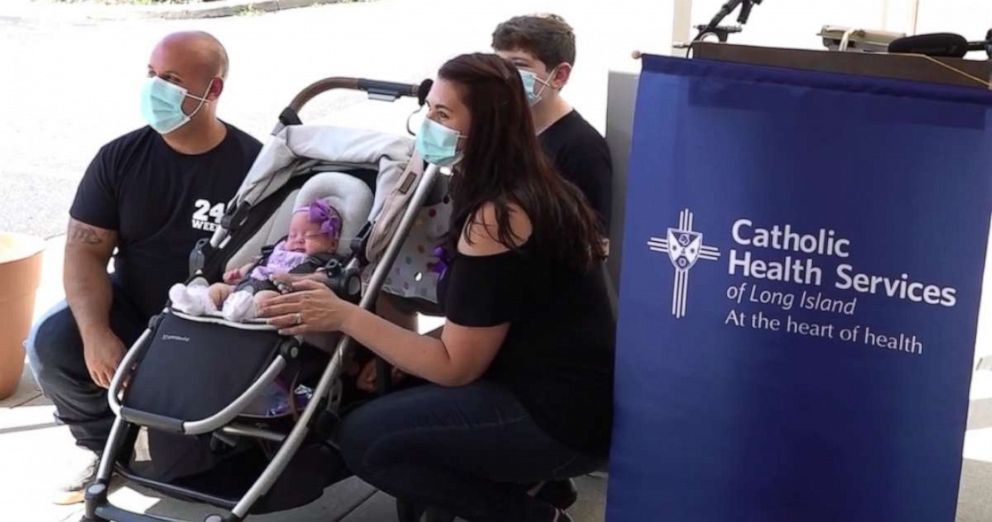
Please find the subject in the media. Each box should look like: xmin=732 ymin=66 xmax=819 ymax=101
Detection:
xmin=439 ymin=53 xmax=604 ymax=271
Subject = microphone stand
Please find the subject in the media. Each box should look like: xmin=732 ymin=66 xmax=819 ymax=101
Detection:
xmin=693 ymin=0 xmax=764 ymax=43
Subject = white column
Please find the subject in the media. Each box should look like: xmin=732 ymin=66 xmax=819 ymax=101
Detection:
xmin=881 ymin=0 xmax=920 ymax=34
xmin=671 ymin=0 xmax=695 ymax=54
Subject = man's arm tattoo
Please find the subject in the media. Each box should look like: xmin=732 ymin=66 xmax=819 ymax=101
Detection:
xmin=68 ymin=223 xmax=104 ymax=245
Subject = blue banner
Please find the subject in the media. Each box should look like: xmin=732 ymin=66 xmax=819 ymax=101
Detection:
xmin=607 ymin=55 xmax=992 ymax=522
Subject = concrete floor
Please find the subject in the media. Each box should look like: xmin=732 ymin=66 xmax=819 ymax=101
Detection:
xmin=0 ymin=353 xmax=608 ymax=522
xmin=2 ymin=338 xmax=986 ymax=521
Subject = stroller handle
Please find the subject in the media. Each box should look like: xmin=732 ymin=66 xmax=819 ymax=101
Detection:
xmin=277 ymin=77 xmax=431 ymax=130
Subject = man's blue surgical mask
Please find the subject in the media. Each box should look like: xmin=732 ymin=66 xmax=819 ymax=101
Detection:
xmin=518 ymin=68 xmax=554 ymax=106
xmin=415 ymin=118 xmax=464 ymax=166
xmin=140 ymin=76 xmax=212 ymax=134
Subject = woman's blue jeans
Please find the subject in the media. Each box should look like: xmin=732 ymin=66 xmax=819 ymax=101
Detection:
xmin=339 ymin=380 xmax=603 ymax=522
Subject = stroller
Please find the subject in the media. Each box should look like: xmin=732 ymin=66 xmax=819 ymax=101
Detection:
xmin=82 ymin=77 xmax=448 ymax=522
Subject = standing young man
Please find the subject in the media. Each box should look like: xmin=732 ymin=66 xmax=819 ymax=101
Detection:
xmin=493 ymin=13 xmax=613 ymax=230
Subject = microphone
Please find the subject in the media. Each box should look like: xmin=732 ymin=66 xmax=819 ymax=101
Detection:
xmin=737 ymin=0 xmax=763 ymax=25
xmin=888 ymin=31 xmax=992 ymax=58
xmin=693 ymin=0 xmax=744 ymax=42
xmin=888 ymin=33 xmax=969 ymax=57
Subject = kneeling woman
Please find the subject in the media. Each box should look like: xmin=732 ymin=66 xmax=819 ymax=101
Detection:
xmin=263 ymin=53 xmax=614 ymax=522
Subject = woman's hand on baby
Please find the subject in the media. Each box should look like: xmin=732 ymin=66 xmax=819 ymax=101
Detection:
xmin=260 ymin=278 xmax=355 ymax=335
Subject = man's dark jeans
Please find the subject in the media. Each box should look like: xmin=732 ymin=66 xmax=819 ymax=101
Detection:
xmin=25 ymin=285 xmax=147 ymax=452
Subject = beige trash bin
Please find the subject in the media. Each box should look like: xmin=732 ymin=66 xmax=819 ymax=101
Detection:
xmin=0 ymin=233 xmax=45 ymax=400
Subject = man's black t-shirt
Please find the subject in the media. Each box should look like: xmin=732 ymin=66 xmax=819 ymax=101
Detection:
xmin=70 ymin=123 xmax=262 ymax=319
xmin=539 ymin=110 xmax=613 ymax=230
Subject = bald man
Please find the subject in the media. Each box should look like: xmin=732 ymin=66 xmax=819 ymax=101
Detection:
xmin=25 ymin=31 xmax=261 ymax=503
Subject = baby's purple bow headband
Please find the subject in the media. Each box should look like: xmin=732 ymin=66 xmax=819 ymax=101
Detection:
xmin=295 ymin=199 xmax=341 ymax=239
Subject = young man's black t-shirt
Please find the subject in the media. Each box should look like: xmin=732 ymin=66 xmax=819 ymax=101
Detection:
xmin=70 ymin=123 xmax=262 ymax=319
xmin=539 ymin=110 xmax=613 ymax=230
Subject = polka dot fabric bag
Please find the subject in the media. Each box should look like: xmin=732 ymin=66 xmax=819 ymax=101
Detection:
xmin=365 ymin=152 xmax=451 ymax=306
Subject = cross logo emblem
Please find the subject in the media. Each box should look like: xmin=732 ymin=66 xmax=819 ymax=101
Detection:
xmin=647 ymin=209 xmax=721 ymax=318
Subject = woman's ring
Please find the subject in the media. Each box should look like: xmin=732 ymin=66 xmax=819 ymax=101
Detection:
xmin=295 ymin=313 xmax=303 ymax=325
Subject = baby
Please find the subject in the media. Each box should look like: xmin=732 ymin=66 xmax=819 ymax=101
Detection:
xmin=170 ymin=199 xmax=343 ymax=322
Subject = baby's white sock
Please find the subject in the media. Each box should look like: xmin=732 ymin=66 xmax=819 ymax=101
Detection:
xmin=222 ymin=290 xmax=257 ymax=322
xmin=169 ymin=284 xmax=201 ymax=315
xmin=169 ymin=279 xmax=217 ymax=316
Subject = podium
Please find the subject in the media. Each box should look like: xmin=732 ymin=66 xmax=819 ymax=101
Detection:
xmin=604 ymin=45 xmax=992 ymax=522
xmin=693 ymin=42 xmax=992 ymax=87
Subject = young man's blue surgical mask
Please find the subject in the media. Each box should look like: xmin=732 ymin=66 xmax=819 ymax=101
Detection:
xmin=140 ymin=76 xmax=213 ymax=134
xmin=415 ymin=118 xmax=465 ymax=167
xmin=518 ymin=68 xmax=555 ymax=106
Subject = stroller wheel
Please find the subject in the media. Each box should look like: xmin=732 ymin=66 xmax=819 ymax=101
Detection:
xmin=81 ymin=483 xmax=109 ymax=522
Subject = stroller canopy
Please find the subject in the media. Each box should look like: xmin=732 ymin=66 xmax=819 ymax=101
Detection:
xmin=232 ymin=125 xmax=413 ymax=222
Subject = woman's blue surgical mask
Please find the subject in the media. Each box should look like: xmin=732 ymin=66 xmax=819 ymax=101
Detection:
xmin=518 ymin=68 xmax=554 ymax=106
xmin=140 ymin=76 xmax=212 ymax=134
xmin=415 ymin=118 xmax=465 ymax=166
